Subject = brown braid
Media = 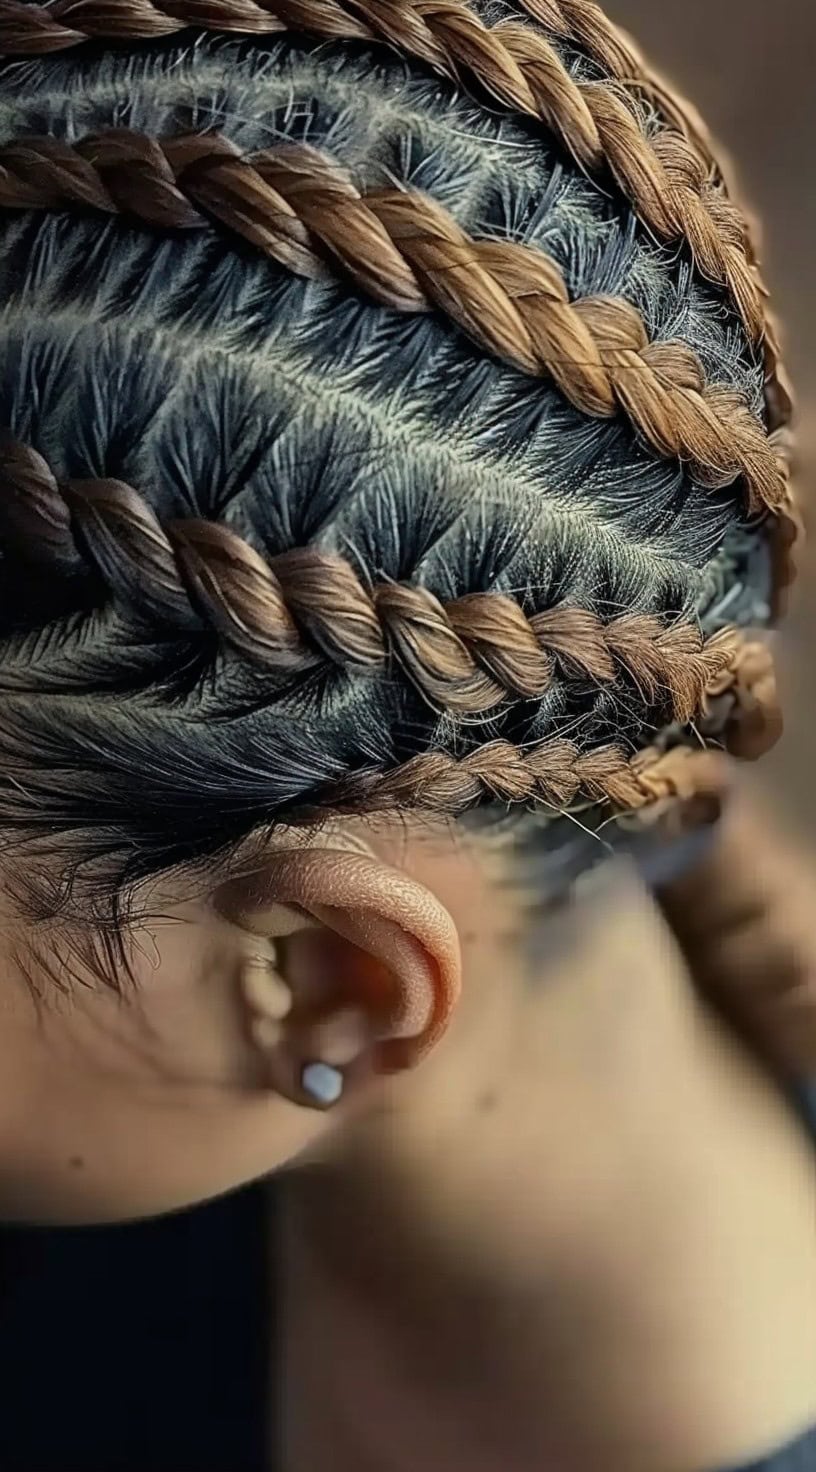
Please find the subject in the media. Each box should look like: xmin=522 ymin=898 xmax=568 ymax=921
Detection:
xmin=0 ymin=133 xmax=785 ymax=512
xmin=0 ymin=0 xmax=763 ymax=347
xmin=0 ymin=0 xmax=650 ymax=94
xmin=318 ymin=740 xmax=731 ymax=815
xmin=0 ymin=437 xmax=739 ymax=721
xmin=318 ymin=687 xmax=787 ymax=815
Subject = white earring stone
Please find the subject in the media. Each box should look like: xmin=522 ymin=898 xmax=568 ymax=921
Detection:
xmin=301 ymin=1061 xmax=344 ymax=1106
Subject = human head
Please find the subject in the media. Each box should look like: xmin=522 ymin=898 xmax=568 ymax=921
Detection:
xmin=0 ymin=0 xmax=795 ymax=1220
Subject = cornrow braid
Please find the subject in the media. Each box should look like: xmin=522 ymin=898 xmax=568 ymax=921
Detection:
xmin=0 ymin=0 xmax=765 ymax=350
xmin=0 ymin=437 xmax=737 ymax=721
xmin=315 ymin=740 xmax=746 ymax=822
xmin=318 ymin=679 xmax=781 ymax=817
xmin=0 ymin=0 xmax=750 ymax=324
xmin=0 ymin=0 xmax=642 ymax=84
xmin=0 ymin=132 xmax=785 ymax=512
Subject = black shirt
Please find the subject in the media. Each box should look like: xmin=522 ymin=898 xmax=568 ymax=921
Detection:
xmin=0 ymin=1183 xmax=273 ymax=1471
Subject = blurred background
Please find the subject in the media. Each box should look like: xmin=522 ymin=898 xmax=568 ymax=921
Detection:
xmin=608 ymin=0 xmax=816 ymax=823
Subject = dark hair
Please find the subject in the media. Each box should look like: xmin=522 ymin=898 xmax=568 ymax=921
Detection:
xmin=0 ymin=0 xmax=794 ymax=917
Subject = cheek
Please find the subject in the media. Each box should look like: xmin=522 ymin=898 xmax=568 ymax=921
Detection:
xmin=0 ymin=917 xmax=331 ymax=1224
xmin=0 ymin=1050 xmax=332 ymax=1224
xmin=126 ymin=911 xmax=262 ymax=1088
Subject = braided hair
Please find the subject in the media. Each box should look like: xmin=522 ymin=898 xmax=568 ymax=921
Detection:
xmin=0 ymin=0 xmax=795 ymax=912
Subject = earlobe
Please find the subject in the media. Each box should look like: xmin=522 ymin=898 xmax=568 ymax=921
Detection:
xmin=215 ymin=847 xmax=462 ymax=1108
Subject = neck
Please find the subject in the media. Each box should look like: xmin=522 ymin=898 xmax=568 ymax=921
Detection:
xmin=277 ymin=872 xmax=594 ymax=1472
xmin=279 ymin=866 xmax=816 ymax=1472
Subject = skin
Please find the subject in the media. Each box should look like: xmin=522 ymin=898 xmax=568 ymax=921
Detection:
xmin=281 ymin=829 xmax=816 ymax=1472
xmin=0 ymin=827 xmax=459 ymax=1221
xmin=661 ymin=798 xmax=816 ymax=1075
xmin=0 ymin=800 xmax=813 ymax=1469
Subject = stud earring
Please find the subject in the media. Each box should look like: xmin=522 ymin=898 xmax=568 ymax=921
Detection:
xmin=301 ymin=1061 xmax=345 ymax=1107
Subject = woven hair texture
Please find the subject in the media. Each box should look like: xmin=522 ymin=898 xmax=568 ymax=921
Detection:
xmin=0 ymin=437 xmax=739 ymax=721
xmin=0 ymin=132 xmax=785 ymax=511
xmin=0 ymin=2 xmax=791 ymax=902
xmin=0 ymin=0 xmax=768 ymax=349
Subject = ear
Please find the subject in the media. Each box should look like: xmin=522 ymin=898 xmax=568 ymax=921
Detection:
xmin=214 ymin=847 xmax=461 ymax=1111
